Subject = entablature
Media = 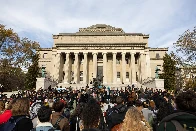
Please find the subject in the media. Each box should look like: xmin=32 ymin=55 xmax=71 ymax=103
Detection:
xmin=55 ymin=43 xmax=146 ymax=50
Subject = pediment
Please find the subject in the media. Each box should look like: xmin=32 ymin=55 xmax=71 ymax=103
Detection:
xmin=78 ymin=24 xmax=124 ymax=33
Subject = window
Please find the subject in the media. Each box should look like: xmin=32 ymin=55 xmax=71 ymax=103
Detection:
xmin=71 ymin=71 xmax=74 ymax=81
xmin=136 ymin=72 xmax=138 ymax=81
xmin=80 ymin=71 xmax=83 ymax=81
xmin=117 ymin=72 xmax=120 ymax=78
xmin=79 ymin=57 xmax=83 ymax=64
xmin=126 ymin=72 xmax=129 ymax=78
xmin=116 ymin=59 xmax=120 ymax=64
xmin=135 ymin=57 xmax=137 ymax=64
xmin=126 ymin=58 xmax=129 ymax=64
xmin=156 ymin=53 xmax=160 ymax=59
xmin=81 ymin=58 xmax=84 ymax=65
xmin=43 ymin=53 xmax=47 ymax=58
xmin=72 ymin=59 xmax=74 ymax=64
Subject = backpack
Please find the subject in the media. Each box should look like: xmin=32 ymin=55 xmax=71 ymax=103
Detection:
xmin=0 ymin=116 xmax=26 ymax=131
xmin=53 ymin=115 xmax=65 ymax=130
xmin=106 ymin=105 xmax=127 ymax=130
xmin=160 ymin=112 xmax=196 ymax=131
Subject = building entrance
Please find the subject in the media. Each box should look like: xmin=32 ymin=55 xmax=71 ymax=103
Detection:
xmin=97 ymin=66 xmax=103 ymax=83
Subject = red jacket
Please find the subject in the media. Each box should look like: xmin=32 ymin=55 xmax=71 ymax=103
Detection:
xmin=0 ymin=110 xmax=12 ymax=124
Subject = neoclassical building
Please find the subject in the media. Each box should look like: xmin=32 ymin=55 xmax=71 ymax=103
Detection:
xmin=38 ymin=24 xmax=168 ymax=87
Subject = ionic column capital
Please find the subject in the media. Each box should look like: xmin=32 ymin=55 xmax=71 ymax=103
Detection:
xmin=92 ymin=52 xmax=97 ymax=55
xmin=102 ymin=52 xmax=107 ymax=55
xmin=113 ymin=52 xmax=117 ymax=55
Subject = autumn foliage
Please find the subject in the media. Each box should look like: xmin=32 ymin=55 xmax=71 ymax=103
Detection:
xmin=0 ymin=24 xmax=40 ymax=91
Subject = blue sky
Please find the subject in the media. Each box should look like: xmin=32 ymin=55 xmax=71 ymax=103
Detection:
xmin=0 ymin=0 xmax=195 ymax=51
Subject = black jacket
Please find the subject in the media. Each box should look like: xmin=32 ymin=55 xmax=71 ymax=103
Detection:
xmin=12 ymin=115 xmax=33 ymax=131
xmin=106 ymin=104 xmax=127 ymax=130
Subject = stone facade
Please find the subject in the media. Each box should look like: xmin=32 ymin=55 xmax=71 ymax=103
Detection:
xmin=37 ymin=24 xmax=168 ymax=86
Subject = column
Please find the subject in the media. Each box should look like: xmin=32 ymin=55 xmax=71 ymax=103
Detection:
xmin=146 ymin=52 xmax=151 ymax=78
xmin=122 ymin=52 xmax=126 ymax=83
xmin=74 ymin=53 xmax=79 ymax=83
xmin=113 ymin=53 xmax=117 ymax=84
xmin=143 ymin=53 xmax=146 ymax=80
xmin=131 ymin=53 xmax=136 ymax=84
xmin=83 ymin=53 xmax=88 ymax=84
xmin=140 ymin=53 xmax=146 ymax=82
xmin=93 ymin=53 xmax=97 ymax=78
xmin=64 ymin=53 xmax=70 ymax=83
xmin=51 ymin=54 xmax=56 ymax=80
xmin=138 ymin=53 xmax=142 ymax=83
xmin=103 ymin=52 xmax=107 ymax=84
xmin=55 ymin=53 xmax=60 ymax=82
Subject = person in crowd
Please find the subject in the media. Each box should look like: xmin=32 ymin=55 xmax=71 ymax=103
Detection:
xmin=156 ymin=100 xmax=174 ymax=123
xmin=106 ymin=96 xmax=127 ymax=131
xmin=11 ymin=98 xmax=33 ymax=131
xmin=81 ymin=98 xmax=102 ymax=131
xmin=120 ymin=107 xmax=151 ymax=131
xmin=34 ymin=105 xmax=54 ymax=131
xmin=0 ymin=99 xmax=16 ymax=124
xmin=127 ymin=91 xmax=137 ymax=107
xmin=70 ymin=102 xmax=86 ymax=131
xmin=148 ymin=100 xmax=156 ymax=111
xmin=141 ymin=101 xmax=154 ymax=122
xmin=134 ymin=99 xmax=143 ymax=112
xmin=51 ymin=100 xmax=70 ymax=131
xmin=0 ymin=100 xmax=5 ymax=114
xmin=157 ymin=90 xmax=196 ymax=131
xmin=30 ymin=98 xmax=44 ymax=128
xmin=149 ymin=100 xmax=174 ymax=131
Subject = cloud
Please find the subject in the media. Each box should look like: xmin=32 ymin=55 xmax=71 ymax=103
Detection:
xmin=0 ymin=0 xmax=195 ymax=48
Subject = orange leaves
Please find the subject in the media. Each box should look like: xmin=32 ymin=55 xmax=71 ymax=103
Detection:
xmin=0 ymin=24 xmax=40 ymax=68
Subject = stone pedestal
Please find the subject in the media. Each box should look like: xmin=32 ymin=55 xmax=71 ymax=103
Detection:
xmin=36 ymin=78 xmax=56 ymax=91
xmin=154 ymin=79 xmax=164 ymax=89
xmin=142 ymin=78 xmax=164 ymax=90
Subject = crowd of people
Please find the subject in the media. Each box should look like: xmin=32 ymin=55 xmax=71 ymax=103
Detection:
xmin=0 ymin=85 xmax=196 ymax=131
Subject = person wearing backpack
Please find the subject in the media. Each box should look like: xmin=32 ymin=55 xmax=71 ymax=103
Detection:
xmin=51 ymin=100 xmax=70 ymax=131
xmin=34 ymin=105 xmax=54 ymax=131
xmin=106 ymin=96 xmax=127 ymax=131
xmin=0 ymin=98 xmax=33 ymax=131
xmin=157 ymin=90 xmax=196 ymax=131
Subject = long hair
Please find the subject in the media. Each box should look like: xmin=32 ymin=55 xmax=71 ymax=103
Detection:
xmin=11 ymin=98 xmax=30 ymax=116
xmin=82 ymin=98 xmax=102 ymax=129
xmin=120 ymin=107 xmax=151 ymax=131
xmin=0 ymin=101 xmax=5 ymax=113
xmin=7 ymin=99 xmax=17 ymax=110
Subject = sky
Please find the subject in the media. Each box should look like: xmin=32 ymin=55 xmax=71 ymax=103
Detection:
xmin=0 ymin=0 xmax=195 ymax=51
